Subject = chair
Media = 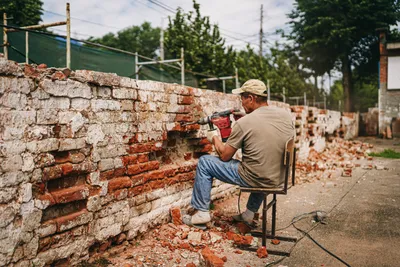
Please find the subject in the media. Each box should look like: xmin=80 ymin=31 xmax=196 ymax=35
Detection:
xmin=239 ymin=137 xmax=297 ymax=256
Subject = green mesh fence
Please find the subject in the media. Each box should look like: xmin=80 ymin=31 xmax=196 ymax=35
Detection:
xmin=0 ymin=26 xmax=198 ymax=86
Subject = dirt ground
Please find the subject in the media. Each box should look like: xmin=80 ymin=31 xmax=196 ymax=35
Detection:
xmin=86 ymin=137 xmax=400 ymax=267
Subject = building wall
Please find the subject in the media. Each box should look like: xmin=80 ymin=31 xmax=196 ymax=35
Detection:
xmin=378 ymin=31 xmax=400 ymax=137
xmin=0 ymin=59 xmax=358 ymax=266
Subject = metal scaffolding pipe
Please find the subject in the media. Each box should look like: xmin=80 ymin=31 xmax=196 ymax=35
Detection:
xmin=25 ymin=32 xmax=29 ymax=64
xmin=3 ymin=13 xmax=7 ymax=59
xmin=5 ymin=21 xmax=67 ymax=32
xmin=66 ymin=3 xmax=71 ymax=69
xmin=181 ymin=47 xmax=184 ymax=86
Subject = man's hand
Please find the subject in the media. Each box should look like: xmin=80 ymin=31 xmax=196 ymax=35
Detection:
xmin=206 ymin=129 xmax=220 ymax=144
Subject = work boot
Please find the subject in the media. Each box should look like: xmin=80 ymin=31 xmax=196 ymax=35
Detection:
xmin=182 ymin=210 xmax=211 ymax=230
xmin=232 ymin=209 xmax=255 ymax=224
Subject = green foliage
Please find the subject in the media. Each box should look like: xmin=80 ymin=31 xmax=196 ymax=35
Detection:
xmin=164 ymin=0 xmax=236 ymax=80
xmin=0 ymin=0 xmax=43 ymax=26
xmin=288 ymin=0 xmax=400 ymax=111
xmin=87 ymin=22 xmax=161 ymax=58
xmin=369 ymin=149 xmax=400 ymax=159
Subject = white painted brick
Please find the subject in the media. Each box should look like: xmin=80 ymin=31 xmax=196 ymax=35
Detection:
xmin=71 ymin=98 xmax=91 ymax=110
xmin=37 ymin=97 xmax=70 ymax=109
xmin=91 ymin=99 xmax=121 ymax=112
xmin=0 ymin=76 xmax=32 ymax=94
xmin=113 ymin=87 xmax=137 ymax=99
xmin=0 ymin=92 xmax=27 ymax=109
xmin=97 ymin=86 xmax=112 ymax=98
xmin=0 ymin=188 xmax=17 ymax=203
xmin=98 ymin=159 xmax=114 ymax=171
xmin=21 ymin=152 xmax=35 ymax=172
xmin=26 ymin=138 xmax=59 ymax=153
xmin=0 ymin=141 xmax=26 ymax=156
xmin=37 ymin=109 xmax=58 ymax=124
xmin=40 ymin=79 xmax=92 ymax=99
xmin=59 ymin=138 xmax=86 ymax=151
xmin=0 ymin=110 xmax=36 ymax=127
xmin=1 ymin=155 xmax=23 ymax=172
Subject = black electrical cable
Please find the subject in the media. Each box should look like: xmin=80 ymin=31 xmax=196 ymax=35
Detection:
xmin=292 ymin=221 xmax=352 ymax=267
xmin=8 ymin=44 xmax=38 ymax=64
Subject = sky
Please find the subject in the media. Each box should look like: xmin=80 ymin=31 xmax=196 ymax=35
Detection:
xmin=41 ymin=0 xmax=295 ymax=52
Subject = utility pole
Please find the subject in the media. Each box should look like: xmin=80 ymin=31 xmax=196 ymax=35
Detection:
xmin=160 ymin=18 xmax=164 ymax=61
xmin=259 ymin=4 xmax=263 ymax=58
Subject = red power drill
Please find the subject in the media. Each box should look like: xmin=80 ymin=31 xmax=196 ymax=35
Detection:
xmin=195 ymin=108 xmax=245 ymax=142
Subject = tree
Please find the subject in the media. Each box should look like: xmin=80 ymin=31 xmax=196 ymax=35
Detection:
xmin=0 ymin=0 xmax=43 ymax=26
xmin=288 ymin=0 xmax=400 ymax=111
xmin=87 ymin=22 xmax=161 ymax=58
xmin=164 ymin=0 xmax=236 ymax=81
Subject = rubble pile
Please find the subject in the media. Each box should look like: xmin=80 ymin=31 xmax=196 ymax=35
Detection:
xmin=88 ymin=209 xmax=269 ymax=266
xmin=295 ymin=138 xmax=375 ymax=184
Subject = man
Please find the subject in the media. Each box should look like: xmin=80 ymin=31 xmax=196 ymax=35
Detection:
xmin=183 ymin=79 xmax=294 ymax=229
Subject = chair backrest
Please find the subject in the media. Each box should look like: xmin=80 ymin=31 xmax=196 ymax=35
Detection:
xmin=282 ymin=137 xmax=296 ymax=192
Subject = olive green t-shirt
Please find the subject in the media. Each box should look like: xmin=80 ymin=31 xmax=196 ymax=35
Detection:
xmin=226 ymin=106 xmax=294 ymax=188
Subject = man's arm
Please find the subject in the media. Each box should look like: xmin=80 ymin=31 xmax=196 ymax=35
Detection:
xmin=212 ymin=136 xmax=237 ymax=162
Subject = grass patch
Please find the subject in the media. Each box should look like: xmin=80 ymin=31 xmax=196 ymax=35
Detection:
xmin=369 ymin=149 xmax=400 ymax=159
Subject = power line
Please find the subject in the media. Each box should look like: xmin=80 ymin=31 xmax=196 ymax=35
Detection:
xmin=42 ymin=10 xmax=124 ymax=31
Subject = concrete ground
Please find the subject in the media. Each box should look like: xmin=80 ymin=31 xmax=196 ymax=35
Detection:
xmin=91 ymin=137 xmax=400 ymax=267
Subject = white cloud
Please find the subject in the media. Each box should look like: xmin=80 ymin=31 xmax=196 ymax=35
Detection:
xmin=41 ymin=0 xmax=295 ymax=51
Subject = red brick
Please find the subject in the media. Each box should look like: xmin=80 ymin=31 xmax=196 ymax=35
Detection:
xmin=113 ymin=188 xmax=128 ymax=199
xmin=122 ymin=155 xmax=138 ymax=166
xmin=130 ymin=174 xmax=144 ymax=186
xmin=42 ymin=165 xmax=63 ymax=181
xmin=127 ymin=143 xmax=153 ymax=153
xmin=166 ymin=177 xmax=179 ymax=186
xmin=175 ymin=114 xmax=193 ymax=122
xmin=176 ymin=172 xmax=195 ymax=182
xmin=178 ymin=96 xmax=194 ymax=105
xmin=51 ymin=71 xmax=67 ymax=81
xmin=184 ymin=152 xmax=192 ymax=160
xmin=128 ymin=185 xmax=143 ymax=196
xmin=108 ymin=176 xmax=133 ymax=192
xmin=256 ymin=246 xmax=268 ymax=258
xmin=148 ymin=180 xmax=165 ymax=190
xmin=114 ymin=167 xmax=126 ymax=177
xmin=50 ymin=185 xmax=89 ymax=204
xmin=24 ymin=64 xmax=40 ymax=78
xmin=146 ymin=161 xmax=160 ymax=171
xmin=37 ymin=193 xmax=56 ymax=206
xmin=53 ymin=209 xmax=89 ymax=232
xmin=186 ymin=263 xmax=196 ymax=267
xmin=143 ymin=170 xmax=165 ymax=182
xmin=100 ymin=170 xmax=114 ymax=181
xmin=127 ymin=164 xmax=142 ymax=175
xmin=170 ymin=207 xmax=183 ymax=225
xmin=137 ymin=154 xmax=149 ymax=163
xmin=237 ymin=222 xmax=252 ymax=235
xmin=164 ymin=168 xmax=176 ymax=177
xmin=201 ymin=247 xmax=225 ymax=267
xmin=61 ymin=163 xmax=74 ymax=176
xmin=162 ymin=156 xmax=172 ymax=164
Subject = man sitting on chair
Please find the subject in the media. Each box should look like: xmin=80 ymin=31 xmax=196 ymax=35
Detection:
xmin=183 ymin=79 xmax=295 ymax=229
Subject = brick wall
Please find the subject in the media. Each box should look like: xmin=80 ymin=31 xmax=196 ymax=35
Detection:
xmin=378 ymin=30 xmax=400 ymax=137
xmin=0 ymin=59 xmax=357 ymax=266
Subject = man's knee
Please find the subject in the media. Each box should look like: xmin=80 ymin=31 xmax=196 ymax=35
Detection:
xmin=197 ymin=155 xmax=215 ymax=169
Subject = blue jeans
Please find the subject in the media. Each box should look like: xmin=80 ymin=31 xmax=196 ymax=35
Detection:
xmin=191 ymin=155 xmax=264 ymax=212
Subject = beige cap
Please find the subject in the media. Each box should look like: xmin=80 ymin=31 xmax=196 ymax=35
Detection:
xmin=232 ymin=79 xmax=268 ymax=97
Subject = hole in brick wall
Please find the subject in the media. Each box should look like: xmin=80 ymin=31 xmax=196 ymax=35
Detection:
xmin=149 ymin=152 xmax=157 ymax=161
xmin=194 ymin=152 xmax=209 ymax=159
xmin=42 ymin=200 xmax=87 ymax=222
xmin=47 ymin=175 xmax=87 ymax=192
xmin=48 ymin=258 xmax=70 ymax=267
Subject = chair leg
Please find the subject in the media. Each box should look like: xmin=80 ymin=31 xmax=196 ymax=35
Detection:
xmin=271 ymin=194 xmax=277 ymax=237
xmin=262 ymin=194 xmax=267 ymax=247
